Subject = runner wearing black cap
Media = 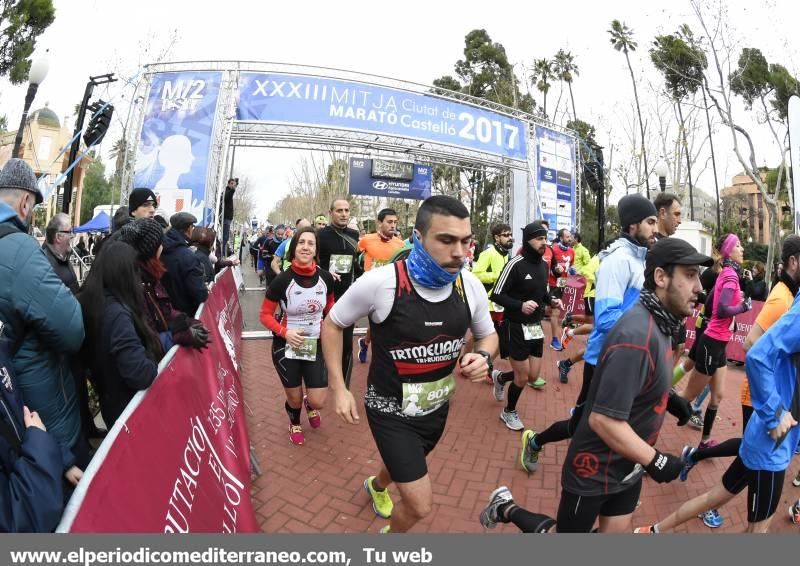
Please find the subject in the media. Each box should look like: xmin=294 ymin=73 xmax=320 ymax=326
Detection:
xmin=490 ymin=222 xmax=563 ymax=432
xmin=518 ymin=194 xmax=659 ymax=473
xmin=481 ymin=237 xmax=709 ymax=533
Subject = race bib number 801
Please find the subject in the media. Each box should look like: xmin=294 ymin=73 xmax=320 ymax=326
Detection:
xmin=401 ymin=374 xmax=455 ymax=417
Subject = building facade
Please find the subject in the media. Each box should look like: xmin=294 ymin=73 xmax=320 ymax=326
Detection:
xmin=721 ymin=171 xmax=787 ymax=245
xmin=0 ymin=104 xmax=91 ymax=226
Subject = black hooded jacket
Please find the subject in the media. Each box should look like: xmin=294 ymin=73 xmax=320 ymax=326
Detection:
xmin=491 ymin=243 xmax=554 ymax=324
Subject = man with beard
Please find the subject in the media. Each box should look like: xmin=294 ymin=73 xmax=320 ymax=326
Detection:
xmin=322 ymin=195 xmax=496 ymax=533
xmin=491 ymin=222 xmax=563 ymax=431
xmin=319 ymin=198 xmax=361 ymax=387
xmin=518 ymin=194 xmax=665 ymax=473
xmin=636 ymin=238 xmax=800 ymax=534
xmin=472 ymin=224 xmax=515 ymax=380
xmin=481 ymin=237 xmax=710 ymax=533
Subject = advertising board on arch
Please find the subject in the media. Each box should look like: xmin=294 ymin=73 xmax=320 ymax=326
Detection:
xmin=237 ymin=72 xmax=529 ymax=161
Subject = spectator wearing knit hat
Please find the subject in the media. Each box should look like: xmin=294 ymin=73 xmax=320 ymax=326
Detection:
xmin=161 ymin=212 xmax=208 ymax=316
xmin=118 ymin=218 xmax=211 ymax=352
xmin=128 ymin=187 xmax=157 ymax=220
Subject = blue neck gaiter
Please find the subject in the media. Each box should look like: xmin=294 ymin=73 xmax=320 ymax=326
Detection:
xmin=406 ymin=231 xmax=460 ymax=289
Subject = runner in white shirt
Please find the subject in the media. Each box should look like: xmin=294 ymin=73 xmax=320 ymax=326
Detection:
xmin=321 ymin=195 xmax=497 ymax=533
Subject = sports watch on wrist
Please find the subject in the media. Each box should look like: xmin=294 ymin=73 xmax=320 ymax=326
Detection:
xmin=475 ymin=350 xmax=494 ymax=374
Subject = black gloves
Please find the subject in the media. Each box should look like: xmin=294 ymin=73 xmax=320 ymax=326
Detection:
xmin=667 ymin=389 xmax=692 ymax=426
xmin=189 ymin=324 xmax=211 ymax=349
xmin=645 ymin=450 xmax=683 ymax=483
xmin=171 ymin=314 xmax=211 ymax=350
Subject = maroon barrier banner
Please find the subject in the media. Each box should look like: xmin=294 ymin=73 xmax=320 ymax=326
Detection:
xmin=58 ymin=268 xmax=258 ymax=533
xmin=562 ymin=275 xmax=586 ymax=316
xmin=683 ymin=301 xmax=763 ymax=363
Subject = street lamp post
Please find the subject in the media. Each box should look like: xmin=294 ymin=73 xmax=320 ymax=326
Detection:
xmin=654 ymin=159 xmax=669 ymax=193
xmin=11 ymin=52 xmax=50 ymax=158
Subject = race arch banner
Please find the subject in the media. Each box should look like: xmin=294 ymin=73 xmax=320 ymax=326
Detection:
xmin=58 ymin=268 xmax=258 ymax=533
xmin=133 ymin=71 xmax=223 ymax=225
xmin=236 ymin=72 xmax=529 ymax=161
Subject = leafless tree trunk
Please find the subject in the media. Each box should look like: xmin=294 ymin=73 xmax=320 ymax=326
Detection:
xmin=692 ymin=0 xmax=782 ymax=286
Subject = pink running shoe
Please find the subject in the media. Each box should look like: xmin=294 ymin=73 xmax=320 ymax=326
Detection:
xmin=698 ymin=439 xmax=718 ymax=449
xmin=304 ymin=396 xmax=321 ymax=429
xmin=289 ymin=424 xmax=305 ymax=445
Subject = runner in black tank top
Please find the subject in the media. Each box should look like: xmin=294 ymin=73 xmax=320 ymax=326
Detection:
xmin=322 ymin=195 xmax=498 ymax=533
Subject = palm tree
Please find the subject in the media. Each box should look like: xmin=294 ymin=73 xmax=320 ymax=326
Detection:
xmin=554 ymin=49 xmax=579 ymax=121
xmin=608 ymin=19 xmax=651 ymax=196
xmin=531 ymin=58 xmax=554 ymax=119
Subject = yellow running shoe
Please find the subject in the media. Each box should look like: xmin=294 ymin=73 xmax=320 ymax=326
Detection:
xmin=364 ymin=476 xmax=393 ymax=518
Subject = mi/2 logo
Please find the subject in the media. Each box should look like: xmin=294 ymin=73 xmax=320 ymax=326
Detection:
xmin=160 ymin=80 xmax=206 ymax=112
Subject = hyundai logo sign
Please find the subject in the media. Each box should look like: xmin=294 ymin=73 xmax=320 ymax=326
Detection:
xmin=372 ymin=181 xmax=388 ymax=190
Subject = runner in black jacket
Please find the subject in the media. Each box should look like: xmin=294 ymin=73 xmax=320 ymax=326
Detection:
xmin=490 ymin=222 xmax=562 ymax=433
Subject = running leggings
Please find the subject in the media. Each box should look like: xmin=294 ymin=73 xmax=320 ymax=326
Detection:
xmin=691 ymin=404 xmax=754 ymax=464
xmin=506 ymin=506 xmax=557 ymax=533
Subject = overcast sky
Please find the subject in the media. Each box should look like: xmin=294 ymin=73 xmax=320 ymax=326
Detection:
xmin=1 ymin=0 xmax=797 ymax=221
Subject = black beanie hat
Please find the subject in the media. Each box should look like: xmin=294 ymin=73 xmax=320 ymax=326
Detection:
xmin=128 ymin=187 xmax=157 ymax=213
xmin=618 ymin=194 xmax=657 ymax=231
xmin=522 ymin=221 xmax=548 ymax=241
xmin=118 ymin=218 xmax=164 ymax=260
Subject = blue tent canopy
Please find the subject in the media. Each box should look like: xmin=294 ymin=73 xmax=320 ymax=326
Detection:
xmin=75 ymin=211 xmax=111 ymax=233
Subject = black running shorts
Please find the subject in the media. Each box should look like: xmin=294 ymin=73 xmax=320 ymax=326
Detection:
xmin=556 ymin=480 xmax=643 ymax=533
xmin=722 ymin=456 xmax=785 ymax=523
xmin=366 ymin=404 xmax=448 ymax=484
xmin=493 ymin=317 xmax=510 ymax=360
xmin=583 ymin=297 xmax=595 ymax=316
xmin=503 ymin=320 xmax=544 ymax=361
xmin=272 ymin=339 xmax=327 ymax=389
xmin=687 ymin=325 xmax=705 ymax=362
xmin=693 ymin=333 xmax=729 ymax=376
xmin=549 ymin=287 xmax=565 ymax=301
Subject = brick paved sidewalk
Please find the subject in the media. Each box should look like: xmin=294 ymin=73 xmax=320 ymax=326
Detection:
xmin=242 ymin=331 xmax=800 ymax=533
